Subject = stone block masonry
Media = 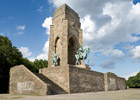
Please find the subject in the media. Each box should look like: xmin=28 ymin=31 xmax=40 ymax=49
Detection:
xmin=39 ymin=65 xmax=126 ymax=94
xmin=69 ymin=65 xmax=105 ymax=93
xmin=10 ymin=65 xmax=51 ymax=95
xmin=10 ymin=65 xmax=126 ymax=95
xmin=39 ymin=65 xmax=70 ymax=94
xmin=104 ymin=73 xmax=126 ymax=91
xmin=9 ymin=4 xmax=126 ymax=95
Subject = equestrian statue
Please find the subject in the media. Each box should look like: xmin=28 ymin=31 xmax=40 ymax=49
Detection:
xmin=75 ymin=45 xmax=90 ymax=65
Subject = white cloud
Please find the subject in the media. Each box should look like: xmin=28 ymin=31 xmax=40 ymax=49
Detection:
xmin=36 ymin=40 xmax=49 ymax=60
xmin=46 ymin=0 xmax=140 ymax=69
xmin=0 ymin=32 xmax=5 ymax=36
xmin=49 ymin=0 xmax=140 ymax=51
xmin=36 ymin=53 xmax=48 ymax=60
xmin=17 ymin=25 xmax=25 ymax=30
xmin=19 ymin=47 xmax=32 ymax=58
xmin=130 ymin=3 xmax=140 ymax=15
xmin=37 ymin=6 xmax=44 ymax=12
xmin=123 ymin=71 xmax=139 ymax=80
xmin=27 ymin=40 xmax=49 ymax=62
xmin=25 ymin=17 xmax=50 ymax=62
xmin=81 ymin=15 xmax=96 ymax=41
xmin=42 ymin=17 xmax=52 ymax=34
xmin=17 ymin=32 xmax=24 ymax=35
xmin=43 ymin=40 xmax=49 ymax=53
xmin=100 ymin=60 xmax=115 ymax=69
xmin=28 ymin=57 xmax=36 ymax=62
xmin=33 ymin=16 xmax=52 ymax=61
xmin=130 ymin=46 xmax=140 ymax=60
xmin=121 ymin=44 xmax=134 ymax=50
xmin=102 ymin=49 xmax=124 ymax=57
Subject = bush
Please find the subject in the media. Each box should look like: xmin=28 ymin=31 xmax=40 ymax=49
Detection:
xmin=126 ymin=72 xmax=140 ymax=88
xmin=0 ymin=36 xmax=48 ymax=73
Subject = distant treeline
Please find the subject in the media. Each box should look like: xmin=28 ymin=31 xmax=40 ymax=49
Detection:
xmin=0 ymin=35 xmax=48 ymax=76
xmin=0 ymin=35 xmax=48 ymax=93
xmin=126 ymin=72 xmax=140 ymax=88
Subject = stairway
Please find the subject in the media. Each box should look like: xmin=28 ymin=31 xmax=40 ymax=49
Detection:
xmin=34 ymin=73 xmax=67 ymax=94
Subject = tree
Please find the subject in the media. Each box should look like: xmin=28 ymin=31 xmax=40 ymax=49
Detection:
xmin=0 ymin=36 xmax=24 ymax=93
xmin=126 ymin=72 xmax=140 ymax=88
xmin=33 ymin=59 xmax=48 ymax=72
xmin=20 ymin=58 xmax=36 ymax=72
xmin=0 ymin=35 xmax=49 ymax=93
xmin=0 ymin=36 xmax=23 ymax=75
xmin=107 ymin=72 xmax=117 ymax=77
xmin=0 ymin=36 xmax=48 ymax=74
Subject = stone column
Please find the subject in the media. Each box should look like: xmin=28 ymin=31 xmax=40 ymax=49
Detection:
xmin=104 ymin=73 xmax=108 ymax=91
xmin=79 ymin=29 xmax=84 ymax=65
xmin=62 ymin=19 xmax=68 ymax=66
xmin=48 ymin=25 xmax=54 ymax=68
xmin=79 ymin=29 xmax=83 ymax=47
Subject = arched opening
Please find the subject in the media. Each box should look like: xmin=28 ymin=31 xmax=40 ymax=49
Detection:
xmin=68 ymin=37 xmax=77 ymax=65
xmin=54 ymin=37 xmax=62 ymax=66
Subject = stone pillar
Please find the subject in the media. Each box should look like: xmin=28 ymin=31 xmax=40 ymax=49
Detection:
xmin=62 ymin=19 xmax=68 ymax=65
xmin=79 ymin=29 xmax=83 ymax=64
xmin=48 ymin=25 xmax=54 ymax=68
xmin=104 ymin=73 xmax=108 ymax=91
xmin=79 ymin=29 xmax=83 ymax=47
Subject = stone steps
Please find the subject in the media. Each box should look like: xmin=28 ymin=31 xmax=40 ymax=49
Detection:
xmin=34 ymin=73 xmax=67 ymax=94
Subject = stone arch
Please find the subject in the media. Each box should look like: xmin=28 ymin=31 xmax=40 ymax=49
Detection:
xmin=54 ymin=36 xmax=62 ymax=66
xmin=68 ymin=35 xmax=78 ymax=65
xmin=68 ymin=33 xmax=78 ymax=41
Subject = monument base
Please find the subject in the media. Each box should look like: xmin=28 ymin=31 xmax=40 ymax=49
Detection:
xmin=72 ymin=64 xmax=90 ymax=70
xmin=10 ymin=64 xmax=126 ymax=95
xmin=39 ymin=64 xmax=126 ymax=94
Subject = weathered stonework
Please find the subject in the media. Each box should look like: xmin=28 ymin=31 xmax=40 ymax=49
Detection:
xmin=39 ymin=65 xmax=70 ymax=93
xmin=69 ymin=66 xmax=105 ymax=93
xmin=72 ymin=64 xmax=90 ymax=70
xmin=48 ymin=4 xmax=83 ymax=67
xmin=104 ymin=73 xmax=126 ymax=91
xmin=10 ymin=4 xmax=126 ymax=95
xmin=10 ymin=65 xmax=51 ymax=95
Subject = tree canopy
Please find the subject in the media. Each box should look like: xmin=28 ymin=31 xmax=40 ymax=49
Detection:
xmin=0 ymin=36 xmax=23 ymax=75
xmin=33 ymin=59 xmax=48 ymax=72
xmin=0 ymin=36 xmax=48 ymax=74
xmin=0 ymin=35 xmax=48 ymax=93
xmin=107 ymin=72 xmax=117 ymax=77
xmin=126 ymin=72 xmax=140 ymax=88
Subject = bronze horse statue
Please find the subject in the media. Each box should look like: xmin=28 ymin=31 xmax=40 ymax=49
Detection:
xmin=75 ymin=46 xmax=90 ymax=65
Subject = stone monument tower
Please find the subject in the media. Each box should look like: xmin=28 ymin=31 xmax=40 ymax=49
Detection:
xmin=9 ymin=4 xmax=126 ymax=96
xmin=48 ymin=4 xmax=83 ymax=67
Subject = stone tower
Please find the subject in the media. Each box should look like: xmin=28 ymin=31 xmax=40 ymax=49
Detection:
xmin=48 ymin=4 xmax=83 ymax=67
xmin=10 ymin=4 xmax=126 ymax=95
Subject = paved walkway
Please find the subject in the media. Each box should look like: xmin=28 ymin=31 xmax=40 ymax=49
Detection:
xmin=0 ymin=89 xmax=140 ymax=100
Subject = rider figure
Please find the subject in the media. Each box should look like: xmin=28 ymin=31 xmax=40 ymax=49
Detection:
xmin=78 ymin=45 xmax=83 ymax=58
xmin=79 ymin=46 xmax=83 ymax=52
xmin=53 ymin=51 xmax=57 ymax=66
xmin=74 ymin=45 xmax=90 ymax=65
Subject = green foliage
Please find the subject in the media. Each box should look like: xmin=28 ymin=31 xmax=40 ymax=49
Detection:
xmin=0 ymin=36 xmax=23 ymax=75
xmin=0 ymin=35 xmax=48 ymax=74
xmin=107 ymin=72 xmax=117 ymax=77
xmin=0 ymin=35 xmax=48 ymax=93
xmin=33 ymin=59 xmax=48 ymax=72
xmin=126 ymin=72 xmax=140 ymax=88
xmin=20 ymin=58 xmax=35 ymax=72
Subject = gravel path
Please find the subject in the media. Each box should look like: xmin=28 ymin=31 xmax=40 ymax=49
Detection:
xmin=0 ymin=89 xmax=140 ymax=100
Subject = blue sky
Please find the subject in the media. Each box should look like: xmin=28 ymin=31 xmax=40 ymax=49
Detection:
xmin=0 ymin=0 xmax=53 ymax=56
xmin=0 ymin=0 xmax=140 ymax=79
